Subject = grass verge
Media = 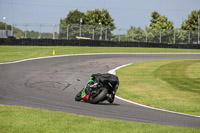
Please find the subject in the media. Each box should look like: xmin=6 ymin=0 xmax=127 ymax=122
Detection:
xmin=116 ymin=59 xmax=200 ymax=116
xmin=0 ymin=105 xmax=199 ymax=133
xmin=0 ymin=45 xmax=200 ymax=63
xmin=1 ymin=46 xmax=200 ymax=131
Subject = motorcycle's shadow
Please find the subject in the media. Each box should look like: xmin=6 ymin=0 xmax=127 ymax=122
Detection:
xmin=98 ymin=102 xmax=120 ymax=106
xmin=79 ymin=100 xmax=120 ymax=106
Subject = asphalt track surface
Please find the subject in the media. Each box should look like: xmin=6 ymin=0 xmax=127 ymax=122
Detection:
xmin=0 ymin=53 xmax=200 ymax=128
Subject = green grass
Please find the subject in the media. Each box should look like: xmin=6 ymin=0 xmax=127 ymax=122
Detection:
xmin=0 ymin=105 xmax=199 ymax=133
xmin=1 ymin=46 xmax=200 ymax=132
xmin=116 ymin=59 xmax=200 ymax=116
xmin=0 ymin=45 xmax=200 ymax=62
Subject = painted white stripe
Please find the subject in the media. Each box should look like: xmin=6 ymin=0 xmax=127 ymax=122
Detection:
xmin=1 ymin=52 xmax=200 ymax=118
xmin=108 ymin=63 xmax=200 ymax=118
xmin=1 ymin=53 xmax=200 ymax=65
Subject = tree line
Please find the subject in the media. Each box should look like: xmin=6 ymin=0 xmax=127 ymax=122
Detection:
xmin=0 ymin=9 xmax=199 ymax=43
xmin=59 ymin=9 xmax=115 ymax=40
xmin=59 ymin=9 xmax=200 ymax=43
xmin=123 ymin=10 xmax=200 ymax=44
xmin=0 ymin=22 xmax=57 ymax=39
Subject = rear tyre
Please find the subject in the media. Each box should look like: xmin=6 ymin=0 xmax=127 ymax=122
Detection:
xmin=90 ymin=87 xmax=108 ymax=104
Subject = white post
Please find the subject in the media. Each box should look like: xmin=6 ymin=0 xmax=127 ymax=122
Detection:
xmin=174 ymin=30 xmax=176 ymax=44
xmin=53 ymin=24 xmax=55 ymax=39
xmin=160 ymin=29 xmax=162 ymax=43
xmin=188 ymin=31 xmax=190 ymax=44
xmin=80 ymin=18 xmax=82 ymax=37
xmin=132 ymin=30 xmax=134 ymax=41
xmin=39 ymin=24 xmax=42 ymax=39
xmin=3 ymin=17 xmax=7 ymax=37
xmin=67 ymin=25 xmax=69 ymax=40
xmin=99 ymin=22 xmax=102 ymax=40
xmin=146 ymin=31 xmax=148 ymax=42
xmin=105 ymin=28 xmax=107 ymax=40
xmin=118 ymin=28 xmax=121 ymax=42
xmin=25 ymin=25 xmax=27 ymax=38
xmin=92 ymin=26 xmax=95 ymax=40
xmin=198 ymin=14 xmax=200 ymax=44
xmin=11 ymin=24 xmax=13 ymax=36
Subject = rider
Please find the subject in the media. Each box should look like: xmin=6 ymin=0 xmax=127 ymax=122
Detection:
xmin=75 ymin=76 xmax=95 ymax=101
xmin=75 ymin=73 xmax=119 ymax=103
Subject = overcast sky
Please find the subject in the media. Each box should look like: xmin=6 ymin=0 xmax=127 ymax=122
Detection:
xmin=0 ymin=0 xmax=199 ymax=30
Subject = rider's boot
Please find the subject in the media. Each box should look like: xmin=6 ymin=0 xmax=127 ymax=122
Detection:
xmin=107 ymin=94 xmax=115 ymax=103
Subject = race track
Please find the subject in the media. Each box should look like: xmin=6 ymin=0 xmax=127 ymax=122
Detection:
xmin=0 ymin=53 xmax=200 ymax=128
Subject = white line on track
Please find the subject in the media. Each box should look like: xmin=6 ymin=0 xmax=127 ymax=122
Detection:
xmin=1 ymin=53 xmax=200 ymax=118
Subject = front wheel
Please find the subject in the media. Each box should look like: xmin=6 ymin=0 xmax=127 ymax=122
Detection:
xmin=75 ymin=91 xmax=82 ymax=101
xmin=90 ymin=87 xmax=108 ymax=104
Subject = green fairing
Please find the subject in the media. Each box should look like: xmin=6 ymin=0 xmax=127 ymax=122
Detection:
xmin=81 ymin=77 xmax=94 ymax=97
xmin=81 ymin=88 xmax=86 ymax=97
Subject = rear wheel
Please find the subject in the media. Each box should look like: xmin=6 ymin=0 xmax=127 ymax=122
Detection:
xmin=90 ymin=87 xmax=108 ymax=104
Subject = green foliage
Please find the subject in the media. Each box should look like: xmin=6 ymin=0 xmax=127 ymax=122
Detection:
xmin=0 ymin=22 xmax=55 ymax=39
xmin=174 ymin=28 xmax=188 ymax=44
xmin=146 ymin=11 xmax=174 ymax=43
xmin=25 ymin=30 xmax=58 ymax=39
xmin=85 ymin=9 xmax=115 ymax=28
xmin=181 ymin=10 xmax=200 ymax=43
xmin=0 ymin=46 xmax=200 ymax=63
xmin=126 ymin=26 xmax=146 ymax=42
xmin=181 ymin=10 xmax=200 ymax=31
xmin=0 ymin=21 xmax=24 ymax=38
xmin=59 ymin=9 xmax=115 ymax=39
xmin=59 ymin=10 xmax=85 ymax=39
xmin=61 ymin=9 xmax=86 ymax=25
xmin=0 ymin=21 xmax=11 ymax=30
xmin=124 ymin=11 xmax=175 ymax=43
xmin=149 ymin=11 xmax=174 ymax=30
xmin=1 ymin=105 xmax=199 ymax=133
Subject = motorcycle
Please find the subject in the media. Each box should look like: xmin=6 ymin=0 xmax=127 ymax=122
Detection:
xmin=75 ymin=73 xmax=119 ymax=104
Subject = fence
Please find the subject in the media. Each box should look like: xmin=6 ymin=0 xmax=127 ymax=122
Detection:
xmin=6 ymin=24 xmax=200 ymax=44
xmin=0 ymin=30 xmax=12 ymax=38
xmin=1 ymin=38 xmax=200 ymax=49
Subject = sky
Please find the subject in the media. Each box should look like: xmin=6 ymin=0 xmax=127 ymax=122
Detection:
xmin=0 ymin=0 xmax=199 ymax=30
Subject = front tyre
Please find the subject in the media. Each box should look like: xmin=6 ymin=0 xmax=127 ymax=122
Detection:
xmin=75 ymin=91 xmax=82 ymax=101
xmin=90 ymin=87 xmax=108 ymax=104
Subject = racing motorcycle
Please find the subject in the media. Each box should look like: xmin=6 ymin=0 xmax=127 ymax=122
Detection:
xmin=75 ymin=73 xmax=119 ymax=104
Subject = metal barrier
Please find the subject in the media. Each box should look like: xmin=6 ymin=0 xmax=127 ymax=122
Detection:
xmin=0 ymin=38 xmax=200 ymax=49
xmin=11 ymin=24 xmax=200 ymax=45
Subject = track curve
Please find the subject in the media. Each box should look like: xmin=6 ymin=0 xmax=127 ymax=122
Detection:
xmin=0 ymin=53 xmax=200 ymax=128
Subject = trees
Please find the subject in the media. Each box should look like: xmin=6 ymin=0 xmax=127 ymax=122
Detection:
xmin=125 ymin=11 xmax=174 ymax=43
xmin=146 ymin=11 xmax=174 ymax=43
xmin=85 ymin=9 xmax=115 ymax=28
xmin=0 ymin=22 xmax=11 ymax=30
xmin=149 ymin=11 xmax=174 ymax=30
xmin=59 ymin=9 xmax=116 ymax=40
xmin=85 ymin=9 xmax=115 ymax=40
xmin=59 ymin=10 xmax=86 ymax=39
xmin=60 ymin=9 xmax=86 ymax=25
xmin=181 ymin=10 xmax=200 ymax=31
xmin=0 ymin=22 xmax=24 ymax=38
xmin=181 ymin=10 xmax=200 ymax=44
xmin=126 ymin=26 xmax=146 ymax=42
